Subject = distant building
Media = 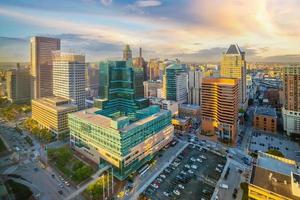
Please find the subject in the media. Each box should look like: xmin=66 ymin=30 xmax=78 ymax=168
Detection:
xmin=143 ymin=80 xmax=162 ymax=98
xmin=264 ymin=88 xmax=282 ymax=110
xmin=188 ymin=69 xmax=203 ymax=106
xmin=163 ymin=64 xmax=188 ymax=104
xmin=149 ymin=98 xmax=179 ymax=115
xmin=32 ymin=96 xmax=77 ymax=136
xmin=220 ymin=44 xmax=247 ymax=109
xmin=85 ymin=64 xmax=99 ymax=97
xmin=179 ymin=104 xmax=201 ymax=121
xmin=249 ymin=152 xmax=300 ymax=200
xmin=30 ymin=36 xmax=60 ymax=99
xmin=254 ymin=106 xmax=277 ymax=133
xmin=6 ymin=67 xmax=31 ymax=103
xmin=282 ymin=65 xmax=300 ymax=137
xmin=123 ymin=44 xmax=132 ymax=61
xmin=148 ymin=58 xmax=160 ymax=81
xmin=132 ymin=47 xmax=147 ymax=80
xmin=201 ymin=78 xmax=239 ymax=144
xmin=52 ymin=51 xmax=86 ymax=110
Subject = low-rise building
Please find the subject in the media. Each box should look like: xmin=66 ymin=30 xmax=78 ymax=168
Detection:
xmin=249 ymin=152 xmax=300 ymax=200
xmin=149 ymin=98 xmax=179 ymax=115
xmin=172 ymin=117 xmax=191 ymax=134
xmin=179 ymin=103 xmax=201 ymax=121
xmin=32 ymin=96 xmax=77 ymax=136
xmin=254 ymin=106 xmax=277 ymax=133
xmin=143 ymin=80 xmax=162 ymax=98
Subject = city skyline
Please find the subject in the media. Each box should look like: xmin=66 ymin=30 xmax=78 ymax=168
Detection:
xmin=1 ymin=0 xmax=300 ymax=63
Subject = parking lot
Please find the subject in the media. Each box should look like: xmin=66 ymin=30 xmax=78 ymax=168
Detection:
xmin=249 ymin=131 xmax=300 ymax=161
xmin=142 ymin=143 xmax=227 ymax=200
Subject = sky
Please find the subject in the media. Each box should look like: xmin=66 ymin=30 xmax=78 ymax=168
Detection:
xmin=1 ymin=0 xmax=300 ymax=63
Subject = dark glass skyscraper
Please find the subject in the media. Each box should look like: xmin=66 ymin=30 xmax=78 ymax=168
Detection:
xmin=98 ymin=60 xmax=148 ymax=118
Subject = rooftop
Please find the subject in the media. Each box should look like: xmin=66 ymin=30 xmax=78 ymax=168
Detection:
xmin=225 ymin=44 xmax=244 ymax=55
xmin=254 ymin=106 xmax=277 ymax=118
xmin=250 ymin=165 xmax=300 ymax=200
xmin=32 ymin=96 xmax=77 ymax=112
xmin=180 ymin=103 xmax=201 ymax=110
xmin=166 ymin=63 xmax=184 ymax=70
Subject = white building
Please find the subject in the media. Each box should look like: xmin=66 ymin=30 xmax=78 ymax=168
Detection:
xmin=53 ymin=51 xmax=86 ymax=110
xmin=188 ymin=69 xmax=203 ymax=106
xmin=175 ymin=72 xmax=188 ymax=104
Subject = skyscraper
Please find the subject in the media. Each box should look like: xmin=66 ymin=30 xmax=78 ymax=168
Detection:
xmin=6 ymin=66 xmax=31 ymax=103
xmin=30 ymin=36 xmax=60 ymax=99
xmin=148 ymin=58 xmax=160 ymax=81
xmin=220 ymin=44 xmax=247 ymax=108
xmin=163 ymin=64 xmax=188 ymax=103
xmin=123 ymin=44 xmax=132 ymax=61
xmin=201 ymin=78 xmax=239 ymax=144
xmin=282 ymin=65 xmax=300 ymax=137
xmin=98 ymin=60 xmax=148 ymax=112
xmin=188 ymin=69 xmax=203 ymax=106
xmin=52 ymin=51 xmax=86 ymax=110
xmin=132 ymin=47 xmax=147 ymax=80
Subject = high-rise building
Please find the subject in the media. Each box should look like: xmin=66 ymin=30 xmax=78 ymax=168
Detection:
xmin=148 ymin=58 xmax=160 ymax=81
xmin=188 ymin=69 xmax=203 ymax=106
xmin=97 ymin=60 xmax=148 ymax=112
xmin=201 ymin=78 xmax=239 ymax=144
xmin=163 ymin=64 xmax=188 ymax=103
xmin=143 ymin=80 xmax=162 ymax=98
xmin=6 ymin=66 xmax=31 ymax=103
xmin=30 ymin=36 xmax=60 ymax=99
xmin=220 ymin=44 xmax=247 ymax=108
xmin=52 ymin=51 xmax=86 ymax=110
xmin=85 ymin=64 xmax=99 ymax=97
xmin=132 ymin=47 xmax=147 ymax=80
xmin=282 ymin=65 xmax=300 ymax=137
xmin=69 ymin=60 xmax=173 ymax=180
xmin=123 ymin=44 xmax=132 ymax=61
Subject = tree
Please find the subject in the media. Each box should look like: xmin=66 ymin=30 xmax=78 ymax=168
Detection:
xmin=266 ymin=149 xmax=284 ymax=158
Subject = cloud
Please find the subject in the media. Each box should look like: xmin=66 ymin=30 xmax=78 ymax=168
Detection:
xmin=135 ymin=0 xmax=161 ymax=8
xmin=100 ymin=0 xmax=112 ymax=6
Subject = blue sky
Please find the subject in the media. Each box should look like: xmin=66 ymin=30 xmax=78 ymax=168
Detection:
xmin=1 ymin=0 xmax=300 ymax=62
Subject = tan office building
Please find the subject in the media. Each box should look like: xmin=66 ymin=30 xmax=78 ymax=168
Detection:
xmin=220 ymin=44 xmax=247 ymax=109
xmin=32 ymin=96 xmax=77 ymax=136
xmin=6 ymin=67 xmax=31 ymax=103
xmin=282 ymin=65 xmax=300 ymax=137
xmin=201 ymin=78 xmax=239 ymax=144
xmin=30 ymin=36 xmax=60 ymax=99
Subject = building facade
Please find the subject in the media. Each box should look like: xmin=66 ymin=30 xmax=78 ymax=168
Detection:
xmin=52 ymin=51 xmax=86 ymax=110
xmin=143 ymin=80 xmax=162 ymax=98
xmin=201 ymin=78 xmax=239 ymax=144
xmin=179 ymin=104 xmax=201 ymax=121
xmin=163 ymin=64 xmax=187 ymax=103
xmin=254 ymin=107 xmax=277 ymax=133
xmin=30 ymin=36 xmax=60 ymax=99
xmin=282 ymin=65 xmax=300 ymax=137
xmin=6 ymin=67 xmax=31 ymax=103
xmin=123 ymin=44 xmax=132 ymax=61
xmin=220 ymin=44 xmax=247 ymax=109
xmin=148 ymin=58 xmax=160 ymax=81
xmin=188 ymin=69 xmax=203 ymax=106
xmin=32 ymin=96 xmax=77 ymax=136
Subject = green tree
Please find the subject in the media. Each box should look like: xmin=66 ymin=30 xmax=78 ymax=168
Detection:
xmin=266 ymin=149 xmax=284 ymax=158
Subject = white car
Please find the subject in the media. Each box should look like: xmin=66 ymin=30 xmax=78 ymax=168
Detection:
xmin=160 ymin=174 xmax=166 ymax=179
xmin=151 ymin=184 xmax=159 ymax=189
xmin=188 ymin=170 xmax=194 ymax=174
xmin=191 ymin=165 xmax=198 ymax=169
xmin=173 ymin=190 xmax=181 ymax=196
xmin=215 ymin=168 xmax=222 ymax=173
xmin=218 ymin=164 xmax=224 ymax=168
xmin=190 ymin=157 xmax=196 ymax=162
xmin=178 ymin=184 xmax=185 ymax=189
xmin=200 ymin=155 xmax=207 ymax=160
xmin=185 ymin=164 xmax=190 ymax=169
xmin=180 ymin=171 xmax=187 ymax=175
xmin=196 ymin=158 xmax=202 ymax=163
xmin=163 ymin=192 xmax=169 ymax=197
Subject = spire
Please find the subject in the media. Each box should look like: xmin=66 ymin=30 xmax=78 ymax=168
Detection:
xmin=225 ymin=44 xmax=244 ymax=55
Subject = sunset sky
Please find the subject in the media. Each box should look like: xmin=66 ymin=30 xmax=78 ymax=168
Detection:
xmin=1 ymin=0 xmax=300 ymax=62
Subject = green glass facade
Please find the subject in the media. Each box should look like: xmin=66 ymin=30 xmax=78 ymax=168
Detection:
xmin=165 ymin=64 xmax=186 ymax=101
xmin=69 ymin=60 xmax=174 ymax=180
